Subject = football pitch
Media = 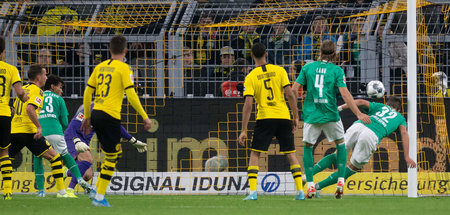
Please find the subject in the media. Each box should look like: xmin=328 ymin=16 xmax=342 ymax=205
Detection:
xmin=2 ymin=195 xmax=448 ymax=215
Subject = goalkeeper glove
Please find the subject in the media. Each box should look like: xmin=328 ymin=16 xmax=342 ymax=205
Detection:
xmin=74 ymin=138 xmax=90 ymax=152
xmin=129 ymin=137 xmax=147 ymax=153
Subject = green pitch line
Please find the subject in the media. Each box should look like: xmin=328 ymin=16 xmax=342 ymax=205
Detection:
xmin=2 ymin=195 xmax=448 ymax=215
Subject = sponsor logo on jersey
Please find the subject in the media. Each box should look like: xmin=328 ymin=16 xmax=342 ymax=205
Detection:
xmin=35 ymin=97 xmax=42 ymax=105
xmin=76 ymin=112 xmax=84 ymax=121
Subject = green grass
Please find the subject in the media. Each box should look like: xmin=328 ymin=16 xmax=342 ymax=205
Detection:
xmin=2 ymin=195 xmax=448 ymax=215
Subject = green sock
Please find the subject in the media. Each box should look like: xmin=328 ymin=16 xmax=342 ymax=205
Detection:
xmin=33 ymin=155 xmax=45 ymax=191
xmin=313 ymin=153 xmax=337 ymax=175
xmin=62 ymin=153 xmax=83 ymax=180
xmin=317 ymin=166 xmax=356 ymax=190
xmin=303 ymin=145 xmax=314 ymax=182
xmin=336 ymin=143 xmax=347 ymax=178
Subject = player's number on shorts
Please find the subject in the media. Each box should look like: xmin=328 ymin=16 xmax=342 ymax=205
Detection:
xmin=0 ymin=75 xmax=5 ymax=97
xmin=96 ymin=73 xmax=112 ymax=97
xmin=375 ymin=106 xmax=397 ymax=124
xmin=315 ymin=74 xmax=324 ymax=97
xmin=264 ymin=79 xmax=274 ymax=100
xmin=44 ymin=96 xmax=53 ymax=113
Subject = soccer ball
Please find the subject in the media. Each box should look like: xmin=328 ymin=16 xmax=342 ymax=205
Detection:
xmin=366 ymin=80 xmax=385 ymax=99
xmin=204 ymin=156 xmax=228 ymax=172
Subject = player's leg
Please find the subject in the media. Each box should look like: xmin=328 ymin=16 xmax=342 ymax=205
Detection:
xmin=316 ymin=125 xmax=377 ymax=195
xmin=276 ymin=119 xmax=304 ymax=200
xmin=315 ymin=166 xmax=357 ymax=191
xmin=33 ymin=155 xmax=46 ymax=197
xmin=68 ymin=151 xmax=93 ymax=190
xmin=322 ymin=120 xmax=346 ymax=198
xmin=90 ymin=110 xmax=121 ymax=207
xmin=313 ymin=153 xmax=336 ymax=175
xmin=302 ymin=122 xmax=322 ymax=198
xmin=0 ymin=116 xmax=13 ymax=199
xmin=5 ymin=133 xmax=27 ymax=200
xmin=0 ymin=148 xmax=13 ymax=199
xmin=30 ymin=137 xmax=67 ymax=197
xmin=46 ymin=135 xmax=91 ymax=195
xmin=244 ymin=151 xmax=260 ymax=200
xmin=312 ymin=125 xmax=358 ymax=174
xmin=244 ymin=119 xmax=273 ymax=200
xmin=313 ymin=123 xmax=361 ymax=196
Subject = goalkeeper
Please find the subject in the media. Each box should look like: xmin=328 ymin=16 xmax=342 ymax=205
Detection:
xmin=64 ymin=103 xmax=147 ymax=196
xmin=312 ymin=97 xmax=416 ymax=194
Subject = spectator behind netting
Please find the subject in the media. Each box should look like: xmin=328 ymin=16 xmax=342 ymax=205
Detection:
xmin=290 ymin=60 xmax=304 ymax=98
xmin=337 ymin=17 xmax=364 ymax=88
xmin=230 ymin=58 xmax=250 ymax=82
xmin=211 ymin=46 xmax=235 ymax=78
xmin=191 ymin=14 xmax=220 ymax=66
xmin=230 ymin=25 xmax=261 ymax=63
xmin=264 ymin=20 xmax=297 ymax=68
xmin=432 ymin=72 xmax=449 ymax=97
xmin=298 ymin=16 xmax=336 ymax=62
xmin=38 ymin=48 xmax=52 ymax=67
xmin=220 ymin=58 xmax=249 ymax=97
xmin=377 ymin=24 xmax=407 ymax=81
xmin=183 ymin=46 xmax=208 ymax=78
xmin=289 ymin=60 xmax=302 ymax=81
xmin=37 ymin=6 xmax=81 ymax=35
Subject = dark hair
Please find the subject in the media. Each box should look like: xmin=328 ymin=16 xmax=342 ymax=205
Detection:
xmin=319 ymin=40 xmax=337 ymax=62
xmin=386 ymin=96 xmax=402 ymax=112
xmin=293 ymin=60 xmax=302 ymax=72
xmin=110 ymin=35 xmax=127 ymax=55
xmin=234 ymin=58 xmax=249 ymax=72
xmin=44 ymin=74 xmax=64 ymax=91
xmin=0 ymin=36 xmax=4 ymax=54
xmin=251 ymin=42 xmax=266 ymax=59
xmin=28 ymin=64 xmax=44 ymax=81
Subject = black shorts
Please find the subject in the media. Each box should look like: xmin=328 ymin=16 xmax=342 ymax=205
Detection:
xmin=251 ymin=119 xmax=295 ymax=153
xmin=0 ymin=116 xmax=11 ymax=149
xmin=91 ymin=110 xmax=121 ymax=153
xmin=9 ymin=133 xmax=51 ymax=157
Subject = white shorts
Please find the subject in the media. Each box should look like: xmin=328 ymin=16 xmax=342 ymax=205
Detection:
xmin=45 ymin=135 xmax=68 ymax=155
xmin=345 ymin=123 xmax=379 ymax=169
xmin=302 ymin=120 xmax=345 ymax=145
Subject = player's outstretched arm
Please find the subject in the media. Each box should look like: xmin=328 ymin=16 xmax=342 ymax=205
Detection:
xmin=291 ymin=82 xmax=302 ymax=100
xmin=338 ymin=87 xmax=371 ymax=124
xmin=338 ymin=99 xmax=370 ymax=112
xmin=285 ymin=85 xmax=299 ymax=132
xmin=26 ymin=104 xmax=42 ymax=140
xmin=239 ymin=96 xmax=253 ymax=147
xmin=81 ymin=86 xmax=95 ymax=134
xmin=399 ymin=125 xmax=417 ymax=168
xmin=119 ymin=125 xmax=147 ymax=153
xmin=12 ymin=82 xmax=29 ymax=102
xmin=125 ymin=87 xmax=151 ymax=131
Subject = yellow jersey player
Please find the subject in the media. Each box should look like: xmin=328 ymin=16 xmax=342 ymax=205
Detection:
xmin=9 ymin=64 xmax=71 ymax=198
xmin=0 ymin=36 xmax=28 ymax=200
xmin=81 ymin=35 xmax=152 ymax=207
xmin=238 ymin=42 xmax=305 ymax=200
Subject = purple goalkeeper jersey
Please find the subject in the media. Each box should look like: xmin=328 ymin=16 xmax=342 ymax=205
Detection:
xmin=64 ymin=104 xmax=133 ymax=157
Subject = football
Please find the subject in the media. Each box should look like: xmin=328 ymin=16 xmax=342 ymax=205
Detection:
xmin=366 ymin=80 xmax=385 ymax=99
xmin=204 ymin=155 xmax=228 ymax=172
